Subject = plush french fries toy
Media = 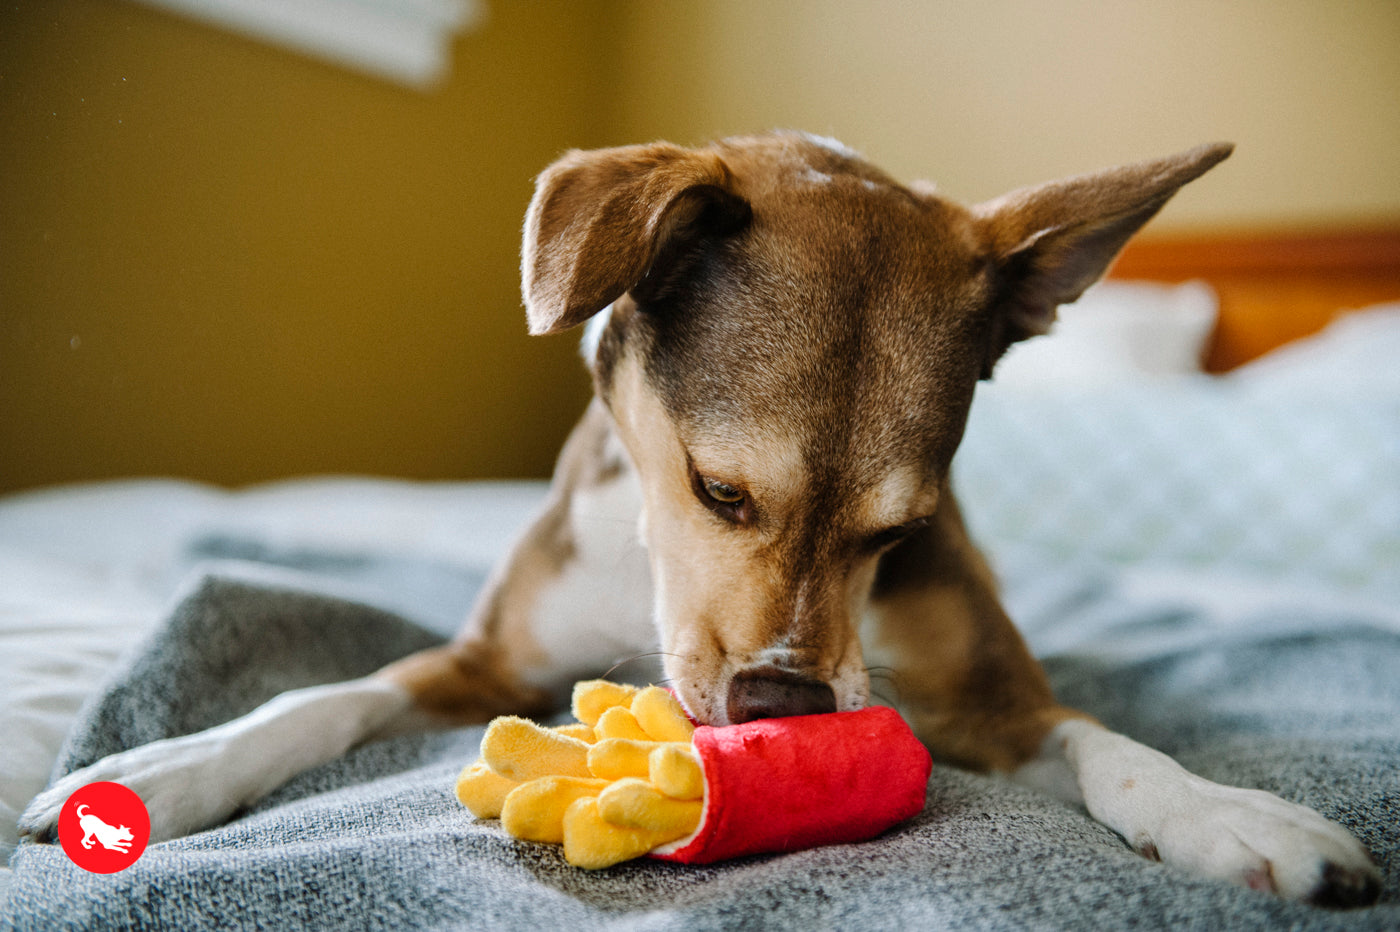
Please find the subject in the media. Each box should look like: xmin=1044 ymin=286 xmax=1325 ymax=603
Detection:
xmin=455 ymin=680 xmax=932 ymax=869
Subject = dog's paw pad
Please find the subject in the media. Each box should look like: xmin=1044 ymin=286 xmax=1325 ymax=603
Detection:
xmin=1308 ymin=860 xmax=1383 ymax=909
xmin=1158 ymin=792 xmax=1383 ymax=906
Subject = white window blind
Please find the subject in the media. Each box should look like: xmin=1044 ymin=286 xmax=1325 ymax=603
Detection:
xmin=132 ymin=0 xmax=484 ymax=89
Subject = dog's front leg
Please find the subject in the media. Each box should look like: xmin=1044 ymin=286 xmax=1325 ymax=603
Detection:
xmin=20 ymin=677 xmax=415 ymax=844
xmin=868 ymin=491 xmax=1073 ymax=775
xmin=870 ymin=491 xmax=1380 ymax=906
xmin=21 ymin=629 xmax=553 ymax=846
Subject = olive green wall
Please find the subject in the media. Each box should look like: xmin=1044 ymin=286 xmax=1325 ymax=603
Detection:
xmin=4 ymin=1 xmax=1398 ymax=495
xmin=2 ymin=0 xmax=616 ymax=493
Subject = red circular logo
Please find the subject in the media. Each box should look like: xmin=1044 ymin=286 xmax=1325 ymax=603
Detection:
xmin=58 ymin=782 xmax=151 ymax=873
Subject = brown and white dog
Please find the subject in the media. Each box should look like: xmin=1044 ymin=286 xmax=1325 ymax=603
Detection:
xmin=22 ymin=132 xmax=1381 ymax=906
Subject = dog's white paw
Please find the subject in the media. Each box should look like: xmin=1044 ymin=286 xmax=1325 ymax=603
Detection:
xmin=1053 ymin=720 xmax=1382 ymax=907
xmin=1136 ymin=777 xmax=1381 ymax=907
xmin=19 ymin=731 xmax=246 ymax=845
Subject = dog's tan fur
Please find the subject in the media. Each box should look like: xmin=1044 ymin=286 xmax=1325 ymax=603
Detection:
xmin=379 ymin=134 xmax=1377 ymax=903
xmin=388 ymin=131 xmax=1218 ymax=765
xmin=23 ymin=132 xmax=1381 ymax=906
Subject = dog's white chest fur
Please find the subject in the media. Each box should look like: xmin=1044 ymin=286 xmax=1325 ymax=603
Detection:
xmin=524 ymin=464 xmax=659 ymax=695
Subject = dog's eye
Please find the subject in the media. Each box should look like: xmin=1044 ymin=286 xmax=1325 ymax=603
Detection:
xmin=864 ymin=517 xmax=930 ymax=554
xmin=701 ymin=477 xmax=745 ymax=505
xmin=690 ymin=471 xmax=753 ymax=524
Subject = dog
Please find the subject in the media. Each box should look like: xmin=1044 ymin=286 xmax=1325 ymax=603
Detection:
xmin=76 ymin=805 xmax=134 ymax=854
xmin=22 ymin=132 xmax=1380 ymax=907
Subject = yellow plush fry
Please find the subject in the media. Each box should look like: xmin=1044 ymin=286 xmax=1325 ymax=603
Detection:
xmin=552 ymin=722 xmax=596 ymax=743
xmin=631 ymin=686 xmax=695 ymax=742
xmin=455 ymin=760 xmax=519 ymax=819
xmin=649 ymin=744 xmax=704 ymax=800
xmin=500 ymin=775 xmax=611 ymax=844
xmin=481 ymin=716 xmax=592 ymax=781
xmin=458 ymin=681 xmax=716 ymax=868
xmin=587 ymin=738 xmax=681 ymax=781
xmin=597 ymin=778 xmax=703 ymax=835
xmin=571 ymin=680 xmax=639 ymax=727
xmin=561 ymin=798 xmax=673 ymax=870
xmin=594 ymin=706 xmax=651 ymax=742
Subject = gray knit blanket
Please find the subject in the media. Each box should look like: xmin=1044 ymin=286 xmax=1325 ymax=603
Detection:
xmin=5 ymin=551 xmax=1398 ymax=930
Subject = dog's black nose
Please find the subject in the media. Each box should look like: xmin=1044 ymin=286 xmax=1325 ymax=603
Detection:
xmin=727 ymin=668 xmax=837 ymax=724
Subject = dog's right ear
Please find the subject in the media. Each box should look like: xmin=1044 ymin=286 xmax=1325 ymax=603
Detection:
xmin=971 ymin=142 xmax=1233 ymax=371
xmin=522 ymin=143 xmax=752 ymax=336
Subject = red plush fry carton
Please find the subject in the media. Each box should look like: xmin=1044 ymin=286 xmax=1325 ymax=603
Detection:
xmin=654 ymin=705 xmax=933 ymax=864
xmin=455 ymin=681 xmax=932 ymax=869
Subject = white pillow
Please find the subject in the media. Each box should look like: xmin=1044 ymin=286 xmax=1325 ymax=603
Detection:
xmin=956 ymin=381 xmax=1400 ymax=599
xmin=991 ymin=280 xmax=1217 ymax=389
xmin=1229 ymin=302 xmax=1400 ymax=395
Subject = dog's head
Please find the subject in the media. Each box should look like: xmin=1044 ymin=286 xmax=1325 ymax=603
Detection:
xmin=522 ymin=132 xmax=1230 ymax=726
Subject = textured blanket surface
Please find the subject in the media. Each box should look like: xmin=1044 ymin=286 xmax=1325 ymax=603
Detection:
xmin=5 ymin=562 xmax=1398 ymax=931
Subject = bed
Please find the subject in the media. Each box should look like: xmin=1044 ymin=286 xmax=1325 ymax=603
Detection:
xmin=2 ymin=229 xmax=1397 ymax=929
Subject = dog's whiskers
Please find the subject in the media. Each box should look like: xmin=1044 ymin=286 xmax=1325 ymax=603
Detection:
xmin=864 ymin=665 xmax=902 ymax=708
xmin=601 ymin=651 xmax=679 ymax=683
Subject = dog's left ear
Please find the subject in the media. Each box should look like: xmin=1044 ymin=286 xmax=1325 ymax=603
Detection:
xmin=522 ymin=142 xmax=751 ymax=336
xmin=973 ymin=142 xmax=1233 ymax=368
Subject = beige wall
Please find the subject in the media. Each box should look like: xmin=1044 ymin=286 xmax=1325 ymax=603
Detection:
xmin=610 ymin=0 xmax=1400 ymax=228
xmin=4 ymin=1 xmax=1398 ymax=494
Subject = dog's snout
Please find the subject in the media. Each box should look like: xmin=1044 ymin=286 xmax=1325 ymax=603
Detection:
xmin=726 ymin=668 xmax=837 ymax=724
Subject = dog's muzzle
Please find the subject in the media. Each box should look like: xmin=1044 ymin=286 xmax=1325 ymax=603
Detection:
xmin=727 ymin=667 xmax=837 ymax=724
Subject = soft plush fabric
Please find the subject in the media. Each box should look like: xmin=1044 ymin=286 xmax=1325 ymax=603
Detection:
xmin=4 ymin=554 xmax=1397 ymax=930
xmin=659 ymin=706 xmax=931 ymax=864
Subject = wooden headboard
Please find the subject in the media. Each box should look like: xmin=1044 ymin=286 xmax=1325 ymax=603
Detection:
xmin=1109 ymin=227 xmax=1400 ymax=371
